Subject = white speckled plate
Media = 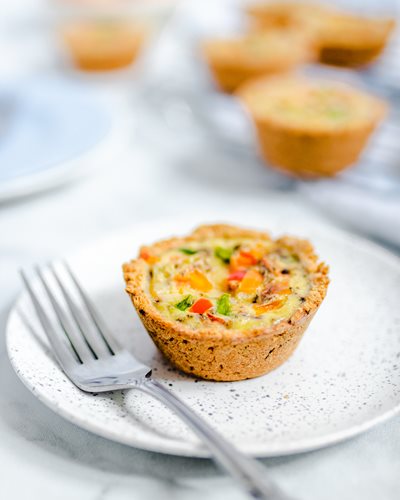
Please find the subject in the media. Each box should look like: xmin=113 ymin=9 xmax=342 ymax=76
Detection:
xmin=6 ymin=213 xmax=400 ymax=457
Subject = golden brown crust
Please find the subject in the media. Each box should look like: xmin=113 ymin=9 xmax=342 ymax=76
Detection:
xmin=319 ymin=44 xmax=389 ymax=68
xmin=318 ymin=17 xmax=395 ymax=48
xmin=202 ymin=32 xmax=315 ymax=93
xmin=123 ymin=224 xmax=329 ymax=381
xmin=318 ymin=17 xmax=395 ymax=67
xmin=251 ymin=117 xmax=381 ymax=178
xmin=236 ymin=76 xmax=387 ymax=178
xmin=62 ymin=22 xmax=146 ymax=71
xmin=246 ymin=1 xmax=325 ymax=31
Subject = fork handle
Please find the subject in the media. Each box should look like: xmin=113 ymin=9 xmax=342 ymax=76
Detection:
xmin=138 ymin=379 xmax=296 ymax=500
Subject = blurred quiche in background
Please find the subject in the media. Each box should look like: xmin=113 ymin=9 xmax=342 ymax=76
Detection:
xmin=237 ymin=75 xmax=386 ymax=177
xmin=246 ymin=1 xmax=396 ymax=67
xmin=246 ymin=0 xmax=328 ymax=33
xmin=62 ymin=20 xmax=147 ymax=71
xmin=203 ymin=30 xmax=315 ymax=92
xmin=123 ymin=224 xmax=329 ymax=381
xmin=56 ymin=0 xmax=178 ymax=71
xmin=316 ymin=11 xmax=395 ymax=67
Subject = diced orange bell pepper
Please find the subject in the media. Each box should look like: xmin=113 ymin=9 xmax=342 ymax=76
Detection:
xmin=253 ymin=298 xmax=286 ymax=315
xmin=230 ymin=251 xmax=257 ymax=271
xmin=189 ymin=270 xmax=213 ymax=292
xmin=248 ymin=245 xmax=267 ymax=260
xmin=174 ymin=270 xmax=212 ymax=292
xmin=190 ymin=298 xmax=213 ymax=314
xmin=139 ymin=248 xmax=159 ymax=264
xmin=240 ymin=251 xmax=259 ymax=264
xmin=238 ymin=269 xmax=263 ymax=294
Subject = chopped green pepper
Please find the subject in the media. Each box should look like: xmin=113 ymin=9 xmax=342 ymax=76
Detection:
xmin=179 ymin=248 xmax=198 ymax=255
xmin=175 ymin=295 xmax=194 ymax=311
xmin=216 ymin=293 xmax=231 ymax=316
xmin=215 ymin=247 xmax=233 ymax=264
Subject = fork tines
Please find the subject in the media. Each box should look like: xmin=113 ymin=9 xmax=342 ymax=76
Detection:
xmin=20 ymin=262 xmax=118 ymax=368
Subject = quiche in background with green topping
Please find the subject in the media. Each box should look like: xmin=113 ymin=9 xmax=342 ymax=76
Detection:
xmin=237 ymin=75 xmax=386 ymax=178
xmin=123 ymin=224 xmax=329 ymax=381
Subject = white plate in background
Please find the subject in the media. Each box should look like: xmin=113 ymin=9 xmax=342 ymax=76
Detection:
xmin=0 ymin=78 xmax=111 ymax=202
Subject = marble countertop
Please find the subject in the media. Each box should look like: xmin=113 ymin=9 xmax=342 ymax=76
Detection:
xmin=1 ymin=1 xmax=400 ymax=499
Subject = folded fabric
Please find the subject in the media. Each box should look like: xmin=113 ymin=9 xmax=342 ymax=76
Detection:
xmin=299 ymin=178 xmax=400 ymax=248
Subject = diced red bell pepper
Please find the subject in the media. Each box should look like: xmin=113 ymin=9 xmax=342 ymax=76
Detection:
xmin=227 ymin=270 xmax=247 ymax=281
xmin=189 ymin=298 xmax=213 ymax=314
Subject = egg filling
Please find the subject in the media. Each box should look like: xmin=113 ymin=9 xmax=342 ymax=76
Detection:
xmin=206 ymin=32 xmax=311 ymax=66
xmin=241 ymin=78 xmax=382 ymax=131
xmin=141 ymin=237 xmax=311 ymax=330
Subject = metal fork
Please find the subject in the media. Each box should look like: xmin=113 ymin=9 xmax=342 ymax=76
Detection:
xmin=20 ymin=262 xmax=294 ymax=500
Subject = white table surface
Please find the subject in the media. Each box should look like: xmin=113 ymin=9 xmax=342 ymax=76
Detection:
xmin=1 ymin=1 xmax=400 ymax=499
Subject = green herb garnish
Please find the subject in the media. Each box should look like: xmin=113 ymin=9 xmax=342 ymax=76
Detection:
xmin=179 ymin=248 xmax=198 ymax=255
xmin=215 ymin=247 xmax=233 ymax=264
xmin=216 ymin=293 xmax=231 ymax=316
xmin=175 ymin=295 xmax=194 ymax=311
xmin=327 ymin=108 xmax=347 ymax=120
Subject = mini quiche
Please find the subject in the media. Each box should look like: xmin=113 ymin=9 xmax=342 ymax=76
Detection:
xmin=62 ymin=20 xmax=146 ymax=71
xmin=246 ymin=2 xmax=395 ymax=68
xmin=237 ymin=75 xmax=386 ymax=177
xmin=316 ymin=12 xmax=395 ymax=67
xmin=123 ymin=224 xmax=329 ymax=381
xmin=246 ymin=1 xmax=327 ymax=33
xmin=202 ymin=31 xmax=315 ymax=93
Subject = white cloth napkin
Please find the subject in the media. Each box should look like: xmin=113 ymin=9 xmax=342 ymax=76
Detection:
xmin=299 ymin=177 xmax=400 ymax=247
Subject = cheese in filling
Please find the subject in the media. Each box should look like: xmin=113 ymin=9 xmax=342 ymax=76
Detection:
xmin=141 ymin=237 xmax=311 ymax=330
